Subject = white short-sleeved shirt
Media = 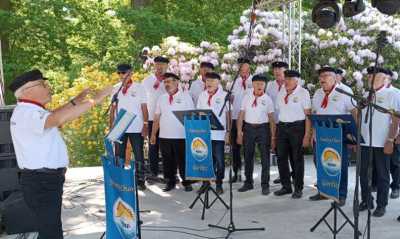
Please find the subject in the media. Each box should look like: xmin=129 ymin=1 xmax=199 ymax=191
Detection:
xmin=112 ymin=82 xmax=147 ymax=133
xmin=276 ymin=85 xmax=312 ymax=123
xmin=142 ymin=74 xmax=166 ymax=121
xmin=155 ymin=90 xmax=194 ymax=139
xmin=337 ymin=82 xmax=353 ymax=94
xmin=197 ymin=88 xmax=229 ymax=141
xmin=266 ymin=79 xmax=285 ymax=122
xmin=241 ymin=92 xmax=274 ymax=124
xmin=361 ymin=87 xmax=398 ymax=147
xmin=231 ymin=75 xmax=253 ymax=120
xmin=312 ymin=84 xmax=355 ymax=115
xmin=10 ymin=103 xmax=69 ymax=169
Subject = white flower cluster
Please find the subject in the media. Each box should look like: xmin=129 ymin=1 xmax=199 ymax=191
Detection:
xmin=142 ymin=37 xmax=222 ymax=83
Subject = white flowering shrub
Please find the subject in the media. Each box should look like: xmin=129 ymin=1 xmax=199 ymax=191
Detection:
xmin=143 ymin=36 xmax=223 ymax=89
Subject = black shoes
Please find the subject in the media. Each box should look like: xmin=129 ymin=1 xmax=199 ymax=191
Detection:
xmin=337 ymin=198 xmax=346 ymax=207
xmin=138 ymin=182 xmax=147 ymax=191
xmin=397 ymin=215 xmax=400 ymax=222
xmin=359 ymin=201 xmax=374 ymax=211
xmin=262 ymin=186 xmax=270 ymax=196
xmin=292 ymin=191 xmax=303 ymax=199
xmin=197 ymin=182 xmax=210 ymax=194
xmin=163 ymin=184 xmax=175 ymax=192
xmin=309 ymin=193 xmax=328 ymax=201
xmin=273 ymin=177 xmax=281 ymax=184
xmin=238 ymin=183 xmax=254 ymax=192
xmin=274 ymin=187 xmax=293 ymax=196
xmin=372 ymin=207 xmax=386 ymax=217
xmin=390 ymin=189 xmax=400 ymax=199
xmin=184 ymin=185 xmax=193 ymax=192
xmin=231 ymin=173 xmax=242 ymax=183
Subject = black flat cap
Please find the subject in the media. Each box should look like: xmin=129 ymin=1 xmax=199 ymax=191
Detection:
xmin=284 ymin=70 xmax=301 ymax=78
xmin=366 ymin=66 xmax=388 ymax=75
xmin=163 ymin=72 xmax=180 ymax=80
xmin=205 ymin=72 xmax=221 ymax=80
xmin=318 ymin=66 xmax=336 ymax=75
xmin=237 ymin=57 xmax=251 ymax=64
xmin=200 ymin=62 xmax=214 ymax=69
xmin=154 ymin=56 xmax=170 ymax=64
xmin=335 ymin=68 xmax=344 ymax=75
xmin=117 ymin=64 xmax=132 ymax=73
xmin=252 ymin=74 xmax=268 ymax=82
xmin=9 ymin=69 xmax=47 ymax=92
xmin=271 ymin=61 xmax=289 ymax=69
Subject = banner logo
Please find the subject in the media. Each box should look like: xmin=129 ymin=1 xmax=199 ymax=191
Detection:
xmin=191 ymin=137 xmax=208 ymax=162
xmin=113 ymin=198 xmax=136 ymax=238
xmin=321 ymin=148 xmax=341 ymax=176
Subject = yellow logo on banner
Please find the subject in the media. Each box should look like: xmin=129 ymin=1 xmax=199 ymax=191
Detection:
xmin=113 ymin=198 xmax=136 ymax=237
xmin=321 ymin=148 xmax=341 ymax=176
xmin=191 ymin=137 xmax=208 ymax=162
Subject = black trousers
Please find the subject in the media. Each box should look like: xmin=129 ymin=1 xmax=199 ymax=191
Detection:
xmin=118 ymin=133 xmax=146 ymax=183
xmin=148 ymin=121 xmax=160 ymax=176
xmin=361 ymin=146 xmax=390 ymax=208
xmin=277 ymin=121 xmax=305 ymax=192
xmin=231 ymin=120 xmax=242 ymax=174
xmin=160 ymin=138 xmax=191 ymax=186
xmin=390 ymin=144 xmax=400 ymax=190
xmin=20 ymin=170 xmax=65 ymax=239
xmin=243 ymin=123 xmax=270 ymax=187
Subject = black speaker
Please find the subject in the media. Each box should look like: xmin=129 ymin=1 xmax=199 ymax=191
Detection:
xmin=0 ymin=191 xmax=37 ymax=234
xmin=0 ymin=163 xmax=20 ymax=201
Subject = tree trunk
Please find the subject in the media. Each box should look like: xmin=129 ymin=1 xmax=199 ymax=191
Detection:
xmin=132 ymin=0 xmax=151 ymax=8
xmin=0 ymin=0 xmax=11 ymax=54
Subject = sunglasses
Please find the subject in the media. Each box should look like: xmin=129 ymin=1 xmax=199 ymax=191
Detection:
xmin=117 ymin=71 xmax=128 ymax=75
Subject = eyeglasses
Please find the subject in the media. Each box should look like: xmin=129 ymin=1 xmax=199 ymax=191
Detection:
xmin=117 ymin=71 xmax=127 ymax=75
xmin=22 ymin=81 xmax=49 ymax=91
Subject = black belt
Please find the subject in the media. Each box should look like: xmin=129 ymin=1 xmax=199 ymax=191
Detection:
xmin=245 ymin=122 xmax=269 ymax=128
xmin=278 ymin=120 xmax=305 ymax=127
xmin=21 ymin=167 xmax=67 ymax=174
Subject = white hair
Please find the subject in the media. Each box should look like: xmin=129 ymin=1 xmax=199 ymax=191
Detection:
xmin=14 ymin=87 xmax=24 ymax=99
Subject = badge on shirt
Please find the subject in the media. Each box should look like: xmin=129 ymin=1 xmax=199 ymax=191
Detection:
xmin=332 ymin=95 xmax=339 ymax=102
xmin=176 ymin=98 xmax=182 ymax=104
xmin=216 ymin=98 xmax=222 ymax=104
xmin=261 ymin=99 xmax=266 ymax=106
xmin=293 ymin=97 xmax=299 ymax=103
xmin=377 ymin=97 xmax=384 ymax=104
xmin=130 ymin=91 xmax=137 ymax=98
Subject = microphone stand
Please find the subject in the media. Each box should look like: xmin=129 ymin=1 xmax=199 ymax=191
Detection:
xmin=209 ymin=1 xmax=266 ymax=238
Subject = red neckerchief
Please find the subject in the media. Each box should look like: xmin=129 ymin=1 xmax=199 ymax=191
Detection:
xmin=153 ymin=74 xmax=165 ymax=90
xmin=18 ymin=99 xmax=46 ymax=109
xmin=122 ymin=79 xmax=133 ymax=95
xmin=321 ymin=85 xmax=336 ymax=109
xmin=252 ymin=91 xmax=264 ymax=107
xmin=375 ymin=84 xmax=386 ymax=92
xmin=168 ymin=89 xmax=179 ymax=105
xmin=284 ymin=86 xmax=297 ymax=104
xmin=207 ymin=89 xmax=218 ymax=106
xmin=242 ymin=75 xmax=249 ymax=90
xmin=387 ymin=83 xmax=392 ymax=89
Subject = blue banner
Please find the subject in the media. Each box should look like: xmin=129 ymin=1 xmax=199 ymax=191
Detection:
xmin=315 ymin=121 xmax=343 ymax=202
xmin=184 ymin=115 xmax=215 ymax=181
xmin=102 ymin=156 xmax=139 ymax=239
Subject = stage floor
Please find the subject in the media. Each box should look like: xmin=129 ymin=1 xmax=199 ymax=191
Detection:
xmin=2 ymin=157 xmax=400 ymax=239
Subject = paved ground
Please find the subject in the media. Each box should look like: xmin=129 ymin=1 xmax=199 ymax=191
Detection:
xmin=2 ymin=157 xmax=400 ymax=239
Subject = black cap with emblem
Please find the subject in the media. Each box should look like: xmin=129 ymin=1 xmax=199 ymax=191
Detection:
xmin=271 ymin=61 xmax=289 ymax=69
xmin=154 ymin=56 xmax=170 ymax=64
xmin=200 ymin=62 xmax=214 ymax=70
xmin=117 ymin=64 xmax=132 ymax=73
xmin=205 ymin=72 xmax=221 ymax=80
xmin=9 ymin=69 xmax=48 ymax=92
xmin=252 ymin=74 xmax=268 ymax=82
xmin=318 ymin=66 xmax=336 ymax=75
xmin=237 ymin=57 xmax=251 ymax=64
xmin=284 ymin=70 xmax=301 ymax=78
xmin=366 ymin=66 xmax=388 ymax=75
xmin=163 ymin=72 xmax=180 ymax=81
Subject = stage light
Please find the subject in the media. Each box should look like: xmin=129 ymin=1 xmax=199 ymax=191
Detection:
xmin=343 ymin=0 xmax=366 ymax=17
xmin=312 ymin=0 xmax=341 ymax=29
xmin=372 ymin=0 xmax=400 ymax=15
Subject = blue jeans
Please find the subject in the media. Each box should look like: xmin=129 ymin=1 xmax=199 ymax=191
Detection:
xmin=212 ymin=140 xmax=225 ymax=185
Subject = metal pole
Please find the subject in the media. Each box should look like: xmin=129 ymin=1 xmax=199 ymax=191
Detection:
xmin=0 ymin=38 xmax=5 ymax=106
xmin=298 ymin=0 xmax=302 ymax=73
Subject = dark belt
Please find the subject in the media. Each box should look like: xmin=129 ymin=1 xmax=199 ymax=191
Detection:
xmin=245 ymin=122 xmax=269 ymax=128
xmin=278 ymin=120 xmax=305 ymax=127
xmin=21 ymin=167 xmax=67 ymax=174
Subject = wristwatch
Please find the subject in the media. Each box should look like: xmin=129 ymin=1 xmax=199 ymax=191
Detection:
xmin=387 ymin=138 xmax=395 ymax=143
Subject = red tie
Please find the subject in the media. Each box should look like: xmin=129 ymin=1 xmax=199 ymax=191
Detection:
xmin=122 ymin=79 xmax=132 ymax=95
xmin=169 ymin=89 xmax=179 ymax=105
xmin=153 ymin=75 xmax=164 ymax=90
xmin=321 ymin=85 xmax=335 ymax=109
xmin=284 ymin=86 xmax=296 ymax=104
xmin=18 ymin=99 xmax=46 ymax=109
xmin=242 ymin=76 xmax=248 ymax=90
xmin=252 ymin=92 xmax=263 ymax=107
xmin=207 ymin=90 xmax=217 ymax=106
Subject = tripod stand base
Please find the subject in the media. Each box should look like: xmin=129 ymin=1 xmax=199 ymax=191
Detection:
xmin=310 ymin=202 xmax=361 ymax=238
xmin=209 ymin=223 xmax=265 ymax=239
xmin=189 ymin=184 xmax=229 ymax=220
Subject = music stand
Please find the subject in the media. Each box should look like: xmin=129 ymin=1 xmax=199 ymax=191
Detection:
xmin=309 ymin=114 xmax=362 ymax=238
